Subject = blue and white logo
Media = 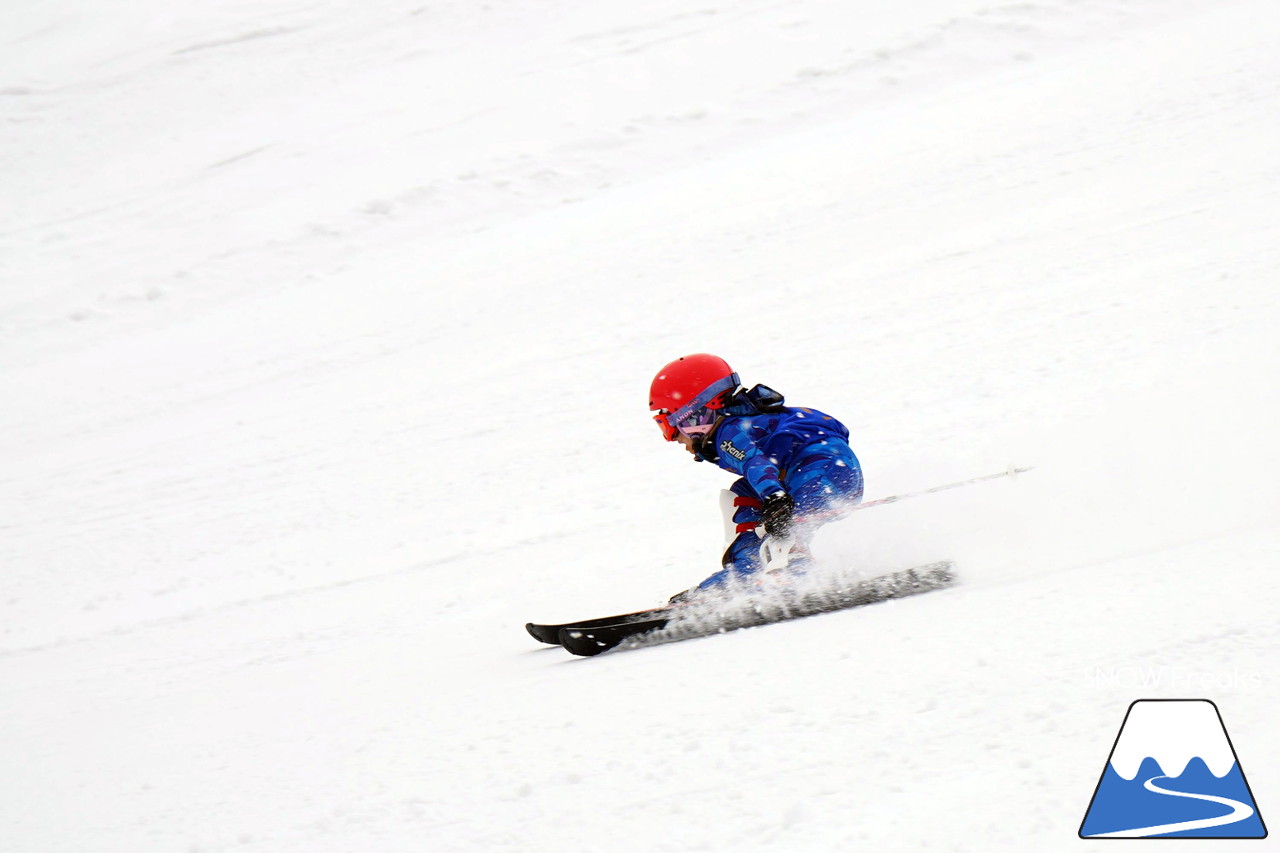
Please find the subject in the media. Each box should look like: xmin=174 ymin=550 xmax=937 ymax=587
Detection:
xmin=1080 ymin=699 xmax=1267 ymax=838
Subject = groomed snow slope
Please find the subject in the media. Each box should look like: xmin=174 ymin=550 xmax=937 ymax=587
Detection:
xmin=2 ymin=0 xmax=1278 ymax=850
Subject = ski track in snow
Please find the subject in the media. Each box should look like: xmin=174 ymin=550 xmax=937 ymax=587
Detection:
xmin=2 ymin=0 xmax=1279 ymax=850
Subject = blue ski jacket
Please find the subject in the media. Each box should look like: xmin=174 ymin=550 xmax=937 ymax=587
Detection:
xmin=698 ymin=402 xmax=855 ymax=501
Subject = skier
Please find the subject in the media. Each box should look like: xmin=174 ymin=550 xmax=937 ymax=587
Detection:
xmin=649 ymin=354 xmax=864 ymax=599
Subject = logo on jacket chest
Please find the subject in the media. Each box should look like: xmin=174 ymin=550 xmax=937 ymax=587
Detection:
xmin=719 ymin=440 xmax=746 ymax=461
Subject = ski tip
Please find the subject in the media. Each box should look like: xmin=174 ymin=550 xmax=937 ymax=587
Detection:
xmin=526 ymin=622 xmax=561 ymax=645
xmin=558 ymin=618 xmax=670 ymax=657
xmin=558 ymin=627 xmax=608 ymax=657
xmin=560 ymin=626 xmax=636 ymax=657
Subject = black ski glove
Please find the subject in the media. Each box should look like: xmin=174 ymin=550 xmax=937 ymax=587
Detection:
xmin=761 ymin=492 xmax=795 ymax=539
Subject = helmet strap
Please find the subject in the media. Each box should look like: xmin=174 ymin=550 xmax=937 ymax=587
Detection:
xmin=663 ymin=373 xmax=740 ymax=431
xmin=688 ymin=415 xmax=726 ymax=463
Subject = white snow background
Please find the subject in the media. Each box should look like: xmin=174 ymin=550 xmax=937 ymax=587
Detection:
xmin=2 ymin=0 xmax=1278 ymax=850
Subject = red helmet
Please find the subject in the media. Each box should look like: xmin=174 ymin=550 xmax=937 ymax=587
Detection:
xmin=649 ymin=354 xmax=740 ymax=441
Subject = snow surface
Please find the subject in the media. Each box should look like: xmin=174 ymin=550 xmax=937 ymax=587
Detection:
xmin=2 ymin=0 xmax=1279 ymax=850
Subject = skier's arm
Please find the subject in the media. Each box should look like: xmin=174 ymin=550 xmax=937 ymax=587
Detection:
xmin=716 ymin=421 xmax=787 ymax=498
xmin=740 ymin=450 xmax=785 ymax=499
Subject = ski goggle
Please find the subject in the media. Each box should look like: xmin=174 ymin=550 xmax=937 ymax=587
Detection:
xmin=653 ymin=373 xmax=739 ymax=441
xmin=652 ymin=406 xmax=720 ymax=441
xmin=653 ymin=410 xmax=681 ymax=441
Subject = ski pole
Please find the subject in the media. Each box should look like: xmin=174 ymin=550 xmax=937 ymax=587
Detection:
xmin=798 ymin=466 xmax=1033 ymax=523
xmin=853 ymin=465 xmax=1033 ymax=511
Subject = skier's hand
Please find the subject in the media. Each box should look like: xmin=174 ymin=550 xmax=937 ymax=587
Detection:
xmin=761 ymin=492 xmax=795 ymax=539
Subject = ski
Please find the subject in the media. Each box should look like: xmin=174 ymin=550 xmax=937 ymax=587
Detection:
xmin=525 ymin=606 xmax=672 ymax=645
xmin=556 ymin=561 xmax=956 ymax=657
xmin=558 ymin=617 xmax=671 ymax=656
xmin=529 ymin=467 xmax=1026 ymax=649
